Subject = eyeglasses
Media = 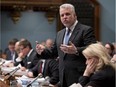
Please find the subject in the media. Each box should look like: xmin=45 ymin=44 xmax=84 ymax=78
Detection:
xmin=20 ymin=47 xmax=26 ymax=51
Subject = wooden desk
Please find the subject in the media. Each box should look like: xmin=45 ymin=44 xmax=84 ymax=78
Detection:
xmin=0 ymin=80 xmax=9 ymax=87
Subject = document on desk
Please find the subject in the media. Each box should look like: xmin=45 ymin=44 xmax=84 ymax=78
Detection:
xmin=16 ymin=75 xmax=45 ymax=87
xmin=69 ymin=83 xmax=82 ymax=87
xmin=1 ymin=66 xmax=28 ymax=76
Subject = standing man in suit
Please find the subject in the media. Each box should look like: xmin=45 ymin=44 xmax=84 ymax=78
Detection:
xmin=14 ymin=39 xmax=39 ymax=71
xmin=36 ymin=3 xmax=96 ymax=87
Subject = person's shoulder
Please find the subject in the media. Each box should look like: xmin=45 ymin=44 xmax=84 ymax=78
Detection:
xmin=31 ymin=49 xmax=37 ymax=54
xmin=47 ymin=59 xmax=58 ymax=64
xmin=57 ymin=28 xmax=65 ymax=34
xmin=94 ymin=65 xmax=115 ymax=77
xmin=77 ymin=22 xmax=92 ymax=29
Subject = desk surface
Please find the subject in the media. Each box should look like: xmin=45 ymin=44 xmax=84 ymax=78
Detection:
xmin=1 ymin=67 xmax=28 ymax=76
xmin=0 ymin=80 xmax=10 ymax=87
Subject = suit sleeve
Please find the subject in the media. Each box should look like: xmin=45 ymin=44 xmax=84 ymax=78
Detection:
xmin=29 ymin=62 xmax=40 ymax=77
xmin=49 ymin=59 xmax=59 ymax=85
xmin=77 ymin=27 xmax=96 ymax=53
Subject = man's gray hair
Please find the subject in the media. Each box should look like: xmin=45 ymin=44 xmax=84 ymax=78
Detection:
xmin=59 ymin=3 xmax=75 ymax=13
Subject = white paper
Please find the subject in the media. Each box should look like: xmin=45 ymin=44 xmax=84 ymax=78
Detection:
xmin=69 ymin=83 xmax=82 ymax=87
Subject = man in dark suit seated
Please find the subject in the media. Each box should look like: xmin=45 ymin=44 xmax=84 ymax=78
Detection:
xmin=4 ymin=38 xmax=18 ymax=61
xmin=27 ymin=59 xmax=59 ymax=86
xmin=14 ymin=39 xmax=40 ymax=71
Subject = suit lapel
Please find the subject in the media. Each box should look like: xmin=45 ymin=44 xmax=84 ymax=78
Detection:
xmin=58 ymin=29 xmax=66 ymax=58
xmin=59 ymin=29 xmax=66 ymax=44
xmin=69 ymin=23 xmax=80 ymax=42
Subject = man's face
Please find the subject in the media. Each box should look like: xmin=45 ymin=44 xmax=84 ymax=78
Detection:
xmin=15 ymin=42 xmax=20 ymax=53
xmin=19 ymin=45 xmax=29 ymax=56
xmin=60 ymin=8 xmax=76 ymax=28
xmin=46 ymin=40 xmax=53 ymax=49
xmin=8 ymin=44 xmax=15 ymax=52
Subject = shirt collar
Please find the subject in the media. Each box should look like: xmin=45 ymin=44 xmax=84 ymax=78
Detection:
xmin=66 ymin=20 xmax=78 ymax=32
xmin=27 ymin=49 xmax=33 ymax=57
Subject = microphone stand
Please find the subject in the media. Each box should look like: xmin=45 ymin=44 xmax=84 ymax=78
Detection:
xmin=5 ymin=67 xmax=20 ymax=80
xmin=27 ymin=73 xmax=43 ymax=87
xmin=0 ymin=61 xmax=5 ymax=66
xmin=0 ymin=61 xmax=5 ymax=75
xmin=4 ymin=67 xmax=20 ymax=76
xmin=4 ymin=67 xmax=20 ymax=85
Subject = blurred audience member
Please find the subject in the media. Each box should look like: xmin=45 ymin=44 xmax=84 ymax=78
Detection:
xmin=105 ymin=42 xmax=115 ymax=57
xmin=15 ymin=41 xmax=20 ymax=54
xmin=40 ymin=41 xmax=46 ymax=46
xmin=111 ymin=54 xmax=116 ymax=63
xmin=0 ymin=49 xmax=7 ymax=59
xmin=4 ymin=38 xmax=18 ymax=61
xmin=45 ymin=39 xmax=54 ymax=49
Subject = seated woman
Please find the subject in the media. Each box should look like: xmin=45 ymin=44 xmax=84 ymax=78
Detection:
xmin=70 ymin=43 xmax=115 ymax=87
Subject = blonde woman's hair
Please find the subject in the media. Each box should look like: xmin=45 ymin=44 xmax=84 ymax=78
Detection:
xmin=83 ymin=43 xmax=115 ymax=71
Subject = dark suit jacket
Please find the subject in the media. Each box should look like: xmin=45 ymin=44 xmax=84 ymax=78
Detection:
xmin=4 ymin=48 xmax=18 ymax=61
xmin=30 ymin=59 xmax=59 ymax=85
xmin=39 ymin=22 xmax=96 ymax=87
xmin=79 ymin=65 xmax=115 ymax=87
xmin=14 ymin=50 xmax=39 ymax=69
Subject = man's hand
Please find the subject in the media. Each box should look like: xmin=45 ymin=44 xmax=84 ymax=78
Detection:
xmin=27 ymin=71 xmax=34 ymax=78
xmin=18 ymin=52 xmax=25 ymax=59
xmin=36 ymin=44 xmax=45 ymax=55
xmin=20 ymin=67 xmax=26 ymax=71
xmin=83 ymin=57 xmax=98 ymax=76
xmin=60 ymin=42 xmax=78 ymax=54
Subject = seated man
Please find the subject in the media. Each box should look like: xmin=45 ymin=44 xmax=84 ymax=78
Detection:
xmin=14 ymin=39 xmax=40 ymax=71
xmin=27 ymin=59 xmax=59 ymax=86
xmin=4 ymin=38 xmax=18 ymax=61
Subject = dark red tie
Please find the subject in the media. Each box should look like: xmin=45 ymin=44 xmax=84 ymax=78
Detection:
xmin=39 ymin=61 xmax=43 ymax=74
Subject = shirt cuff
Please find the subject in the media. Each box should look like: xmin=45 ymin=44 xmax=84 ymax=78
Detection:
xmin=16 ymin=57 xmax=22 ymax=62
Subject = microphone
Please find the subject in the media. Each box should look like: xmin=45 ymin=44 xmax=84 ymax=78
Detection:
xmin=27 ymin=73 xmax=43 ymax=87
xmin=0 ymin=61 xmax=5 ymax=66
xmin=4 ymin=67 xmax=20 ymax=77
xmin=5 ymin=67 xmax=20 ymax=80
xmin=0 ymin=61 xmax=5 ymax=74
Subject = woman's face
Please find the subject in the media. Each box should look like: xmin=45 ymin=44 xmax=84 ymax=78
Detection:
xmin=85 ymin=56 xmax=99 ymax=66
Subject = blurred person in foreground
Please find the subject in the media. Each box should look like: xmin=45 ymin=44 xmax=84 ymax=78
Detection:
xmin=70 ymin=43 xmax=115 ymax=87
xmin=105 ymin=42 xmax=115 ymax=58
xmin=36 ymin=3 xmax=96 ymax=87
xmin=45 ymin=39 xmax=54 ymax=49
